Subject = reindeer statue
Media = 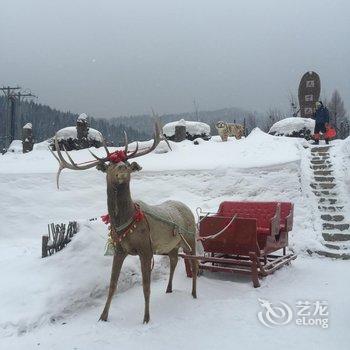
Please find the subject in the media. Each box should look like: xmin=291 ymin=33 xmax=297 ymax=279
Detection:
xmin=50 ymin=123 xmax=198 ymax=324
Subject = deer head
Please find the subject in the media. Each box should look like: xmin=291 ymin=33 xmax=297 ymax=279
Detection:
xmin=50 ymin=122 xmax=167 ymax=188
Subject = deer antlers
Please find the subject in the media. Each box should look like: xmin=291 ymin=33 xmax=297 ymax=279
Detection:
xmin=50 ymin=122 xmax=167 ymax=188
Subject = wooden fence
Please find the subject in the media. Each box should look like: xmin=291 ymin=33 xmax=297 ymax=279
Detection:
xmin=42 ymin=221 xmax=78 ymax=258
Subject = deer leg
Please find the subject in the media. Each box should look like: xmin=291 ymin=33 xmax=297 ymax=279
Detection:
xmin=185 ymin=238 xmax=198 ymax=299
xmin=140 ymin=253 xmax=152 ymax=324
xmin=190 ymin=257 xmax=198 ymax=298
xmin=166 ymin=249 xmax=178 ymax=293
xmin=99 ymin=248 xmax=127 ymax=321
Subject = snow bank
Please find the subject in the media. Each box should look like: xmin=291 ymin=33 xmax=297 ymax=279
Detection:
xmin=7 ymin=140 xmax=22 ymax=153
xmin=342 ymin=136 xmax=350 ymax=155
xmin=33 ymin=140 xmax=51 ymax=150
xmin=0 ymin=128 xmax=302 ymax=174
xmin=163 ymin=119 xmax=210 ymax=137
xmin=1 ymin=127 xmax=350 ymax=348
xmin=269 ymin=117 xmax=315 ymax=137
xmin=56 ymin=126 xmax=103 ymax=142
xmin=0 ymin=220 xmax=169 ymax=336
xmin=329 ymin=138 xmax=350 ymax=225
xmin=139 ymin=128 xmax=302 ymax=172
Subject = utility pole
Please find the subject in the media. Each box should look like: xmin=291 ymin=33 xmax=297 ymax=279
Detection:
xmin=0 ymin=86 xmax=37 ymax=149
xmin=193 ymin=99 xmax=199 ymax=122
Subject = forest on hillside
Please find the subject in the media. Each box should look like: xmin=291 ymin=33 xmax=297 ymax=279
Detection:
xmin=1 ymin=90 xmax=348 ymax=152
xmin=0 ymin=96 xmax=262 ymax=150
xmin=0 ymin=96 xmax=149 ymax=150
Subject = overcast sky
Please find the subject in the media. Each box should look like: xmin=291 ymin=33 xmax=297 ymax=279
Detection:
xmin=1 ymin=0 xmax=349 ymax=118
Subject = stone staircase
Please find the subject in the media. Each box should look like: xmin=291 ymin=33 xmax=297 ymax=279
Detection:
xmin=310 ymin=146 xmax=350 ymax=259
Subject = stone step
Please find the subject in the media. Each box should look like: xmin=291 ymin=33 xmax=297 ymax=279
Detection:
xmin=314 ymin=176 xmax=335 ymax=182
xmin=311 ymin=156 xmax=330 ymax=161
xmin=318 ymin=206 xmax=344 ymax=212
xmin=315 ymin=249 xmax=350 ymax=260
xmin=311 ymin=164 xmax=333 ymax=170
xmin=313 ymin=190 xmax=337 ymax=197
xmin=322 ymin=222 xmax=350 ymax=231
xmin=324 ymin=241 xmax=350 ymax=250
xmin=319 ymin=198 xmax=338 ymax=205
xmin=310 ymin=183 xmax=336 ymax=190
xmin=323 ymin=232 xmax=350 ymax=242
xmin=311 ymin=152 xmax=330 ymax=156
xmin=311 ymin=146 xmax=331 ymax=152
xmin=311 ymin=160 xmax=331 ymax=165
xmin=321 ymin=214 xmax=345 ymax=222
xmin=314 ymin=170 xmax=333 ymax=176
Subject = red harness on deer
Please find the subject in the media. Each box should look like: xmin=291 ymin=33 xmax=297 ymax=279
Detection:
xmin=102 ymin=204 xmax=146 ymax=243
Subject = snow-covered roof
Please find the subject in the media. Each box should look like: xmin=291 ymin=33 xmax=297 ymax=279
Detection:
xmin=163 ymin=119 xmax=211 ymax=137
xmin=269 ymin=117 xmax=315 ymax=135
xmin=56 ymin=126 xmax=103 ymax=141
xmin=23 ymin=123 xmax=32 ymax=129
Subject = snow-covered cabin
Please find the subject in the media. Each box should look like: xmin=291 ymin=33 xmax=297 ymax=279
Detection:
xmin=163 ymin=119 xmax=211 ymax=141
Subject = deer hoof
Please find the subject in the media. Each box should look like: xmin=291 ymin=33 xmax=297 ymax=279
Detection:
xmin=143 ymin=315 xmax=150 ymax=324
xmin=166 ymin=287 xmax=172 ymax=293
xmin=99 ymin=312 xmax=108 ymax=322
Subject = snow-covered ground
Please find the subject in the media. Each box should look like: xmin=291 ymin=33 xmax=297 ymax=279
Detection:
xmin=0 ymin=129 xmax=349 ymax=350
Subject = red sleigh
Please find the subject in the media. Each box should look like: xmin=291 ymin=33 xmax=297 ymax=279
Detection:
xmin=180 ymin=201 xmax=296 ymax=287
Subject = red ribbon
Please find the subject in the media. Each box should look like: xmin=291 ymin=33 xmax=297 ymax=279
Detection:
xmin=101 ymin=205 xmax=144 ymax=226
xmin=134 ymin=209 xmax=145 ymax=222
xmin=107 ymin=150 xmax=127 ymax=164
xmin=101 ymin=214 xmax=110 ymax=224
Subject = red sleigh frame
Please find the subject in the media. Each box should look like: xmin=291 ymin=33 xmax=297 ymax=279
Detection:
xmin=180 ymin=201 xmax=296 ymax=287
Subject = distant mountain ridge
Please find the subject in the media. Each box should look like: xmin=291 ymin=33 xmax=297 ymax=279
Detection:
xmin=109 ymin=106 xmax=262 ymax=137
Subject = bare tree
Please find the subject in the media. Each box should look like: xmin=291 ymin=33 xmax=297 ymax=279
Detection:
xmin=245 ymin=113 xmax=257 ymax=134
xmin=288 ymin=92 xmax=299 ymax=117
xmin=264 ymin=108 xmax=284 ymax=133
xmin=327 ymin=90 xmax=348 ymax=139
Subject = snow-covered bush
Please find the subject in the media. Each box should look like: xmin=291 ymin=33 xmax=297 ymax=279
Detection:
xmin=163 ymin=119 xmax=211 ymax=141
xmin=50 ymin=113 xmax=103 ymax=151
xmin=50 ymin=126 xmax=103 ymax=151
xmin=269 ymin=117 xmax=315 ymax=140
xmin=7 ymin=140 xmax=23 ymax=153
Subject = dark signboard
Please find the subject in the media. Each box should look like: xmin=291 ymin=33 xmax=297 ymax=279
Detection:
xmin=298 ymin=71 xmax=321 ymax=118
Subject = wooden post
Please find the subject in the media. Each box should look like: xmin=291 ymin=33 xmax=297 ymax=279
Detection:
xmin=249 ymin=252 xmax=261 ymax=288
xmin=76 ymin=113 xmax=89 ymax=149
xmin=42 ymin=235 xmax=49 ymax=258
xmin=22 ymin=123 xmax=34 ymax=153
xmin=174 ymin=125 xmax=186 ymax=142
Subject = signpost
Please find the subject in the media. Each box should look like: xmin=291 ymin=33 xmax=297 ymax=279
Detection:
xmin=298 ymin=71 xmax=321 ymax=118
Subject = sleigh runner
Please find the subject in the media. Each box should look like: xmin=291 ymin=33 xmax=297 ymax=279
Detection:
xmin=180 ymin=201 xmax=296 ymax=288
